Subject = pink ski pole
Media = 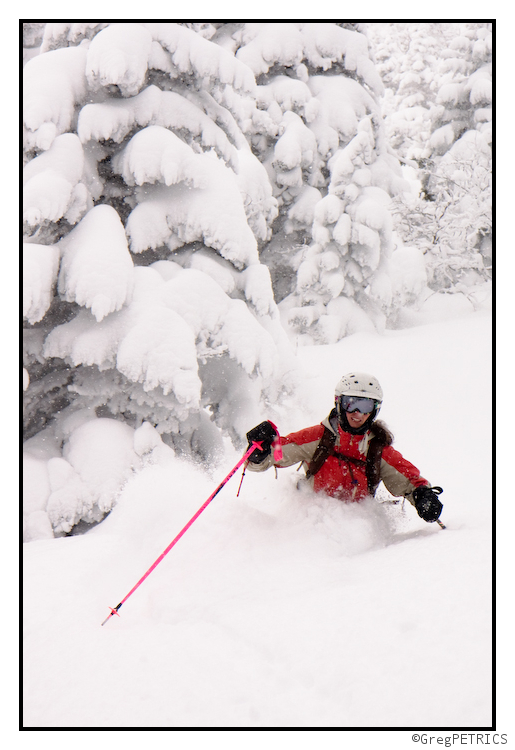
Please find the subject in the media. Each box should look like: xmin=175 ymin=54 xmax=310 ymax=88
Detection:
xmin=101 ymin=441 xmax=264 ymax=626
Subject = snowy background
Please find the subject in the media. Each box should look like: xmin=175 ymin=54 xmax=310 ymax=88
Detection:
xmin=20 ymin=18 xmax=497 ymax=739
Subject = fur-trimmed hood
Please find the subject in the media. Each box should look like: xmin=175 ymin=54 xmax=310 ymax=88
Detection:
xmin=369 ymin=419 xmax=394 ymax=446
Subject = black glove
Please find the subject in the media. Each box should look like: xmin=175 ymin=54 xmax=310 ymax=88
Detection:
xmin=246 ymin=421 xmax=278 ymax=464
xmin=412 ymin=486 xmax=444 ymax=522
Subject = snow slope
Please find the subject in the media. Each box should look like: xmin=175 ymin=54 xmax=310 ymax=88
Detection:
xmin=23 ymin=310 xmax=492 ymax=729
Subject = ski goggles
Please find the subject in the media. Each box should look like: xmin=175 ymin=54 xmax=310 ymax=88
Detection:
xmin=339 ymin=395 xmax=378 ymax=414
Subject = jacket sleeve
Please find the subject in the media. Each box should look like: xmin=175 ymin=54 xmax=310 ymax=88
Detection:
xmin=379 ymin=445 xmax=429 ymax=501
xmin=245 ymin=425 xmax=324 ymax=473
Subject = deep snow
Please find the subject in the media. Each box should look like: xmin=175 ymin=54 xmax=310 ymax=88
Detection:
xmin=23 ymin=309 xmax=493 ymax=730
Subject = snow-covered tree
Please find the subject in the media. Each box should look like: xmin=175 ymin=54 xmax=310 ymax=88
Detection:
xmin=426 ymin=23 xmax=492 ymax=159
xmin=368 ymin=22 xmax=492 ymax=299
xmin=367 ymin=23 xmax=460 ymax=162
xmin=229 ymin=22 xmax=417 ymax=343
xmin=390 ymin=129 xmax=492 ymax=296
xmin=23 ymin=22 xmax=295 ymax=535
xmin=424 ymin=22 xmax=492 ymax=288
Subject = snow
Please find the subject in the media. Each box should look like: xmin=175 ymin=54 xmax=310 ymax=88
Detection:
xmin=23 ymin=454 xmax=51 ymax=514
xmin=41 ymin=260 xmax=284 ymax=452
xmin=444 ymin=128 xmax=491 ymax=163
xmin=388 ymin=245 xmax=428 ymax=310
xmin=45 ymin=419 xmax=141 ymax=535
xmin=23 ymin=44 xmax=89 ymax=139
xmin=115 ymin=305 xmax=199 ymax=399
xmin=23 ymin=133 xmax=85 ymax=187
xmin=145 ymin=22 xmax=256 ymax=95
xmin=273 ymin=111 xmax=317 ymax=172
xmin=240 ymin=264 xmax=276 ymax=317
xmin=308 ymin=75 xmax=378 ymax=156
xmin=113 ymin=124 xmax=210 ymax=188
xmin=236 ymin=23 xmax=305 ymax=75
xmin=63 ymin=419 xmax=139 ymax=506
xmin=86 ymin=23 xmax=153 ymax=97
xmin=23 ymin=133 xmax=88 ymax=227
xmin=79 ymin=85 xmax=239 ymax=172
xmin=257 ymin=76 xmax=315 ymax=120
xmin=233 ymin=145 xmax=278 ymax=242
xmin=40 ymin=23 xmax=108 ymax=54
xmin=78 ymin=84 xmax=159 ymax=144
xmin=23 ymin=309 xmax=492 ymax=728
xmin=286 ymin=185 xmax=322 ymax=230
xmin=466 ymin=66 xmax=492 ymax=107
xmin=302 ymin=23 xmax=383 ymax=96
xmin=332 ymin=212 xmax=351 ymax=246
xmin=57 ymin=204 xmax=135 ymax=322
xmin=125 ymin=163 xmax=260 ymax=268
xmin=23 ymin=242 xmax=60 ymax=324
xmin=160 ymin=269 xmax=277 ymax=379
xmin=43 ymin=265 xmax=203 ymax=395
xmin=236 ymin=23 xmax=383 ymax=97
xmin=314 ymin=194 xmax=343 ymax=227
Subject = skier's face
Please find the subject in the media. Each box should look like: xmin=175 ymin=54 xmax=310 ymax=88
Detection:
xmin=346 ymin=410 xmax=371 ymax=429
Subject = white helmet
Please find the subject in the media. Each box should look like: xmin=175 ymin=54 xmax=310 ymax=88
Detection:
xmin=335 ymin=373 xmax=383 ymax=403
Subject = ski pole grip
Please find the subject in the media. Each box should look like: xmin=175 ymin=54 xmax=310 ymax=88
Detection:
xmin=272 ymin=436 xmax=282 ymax=461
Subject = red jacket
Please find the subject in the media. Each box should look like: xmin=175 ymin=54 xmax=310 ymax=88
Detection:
xmin=248 ymin=415 xmax=429 ymax=503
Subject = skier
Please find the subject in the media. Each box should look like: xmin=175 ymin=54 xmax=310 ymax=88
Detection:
xmin=245 ymin=372 xmax=443 ymax=523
